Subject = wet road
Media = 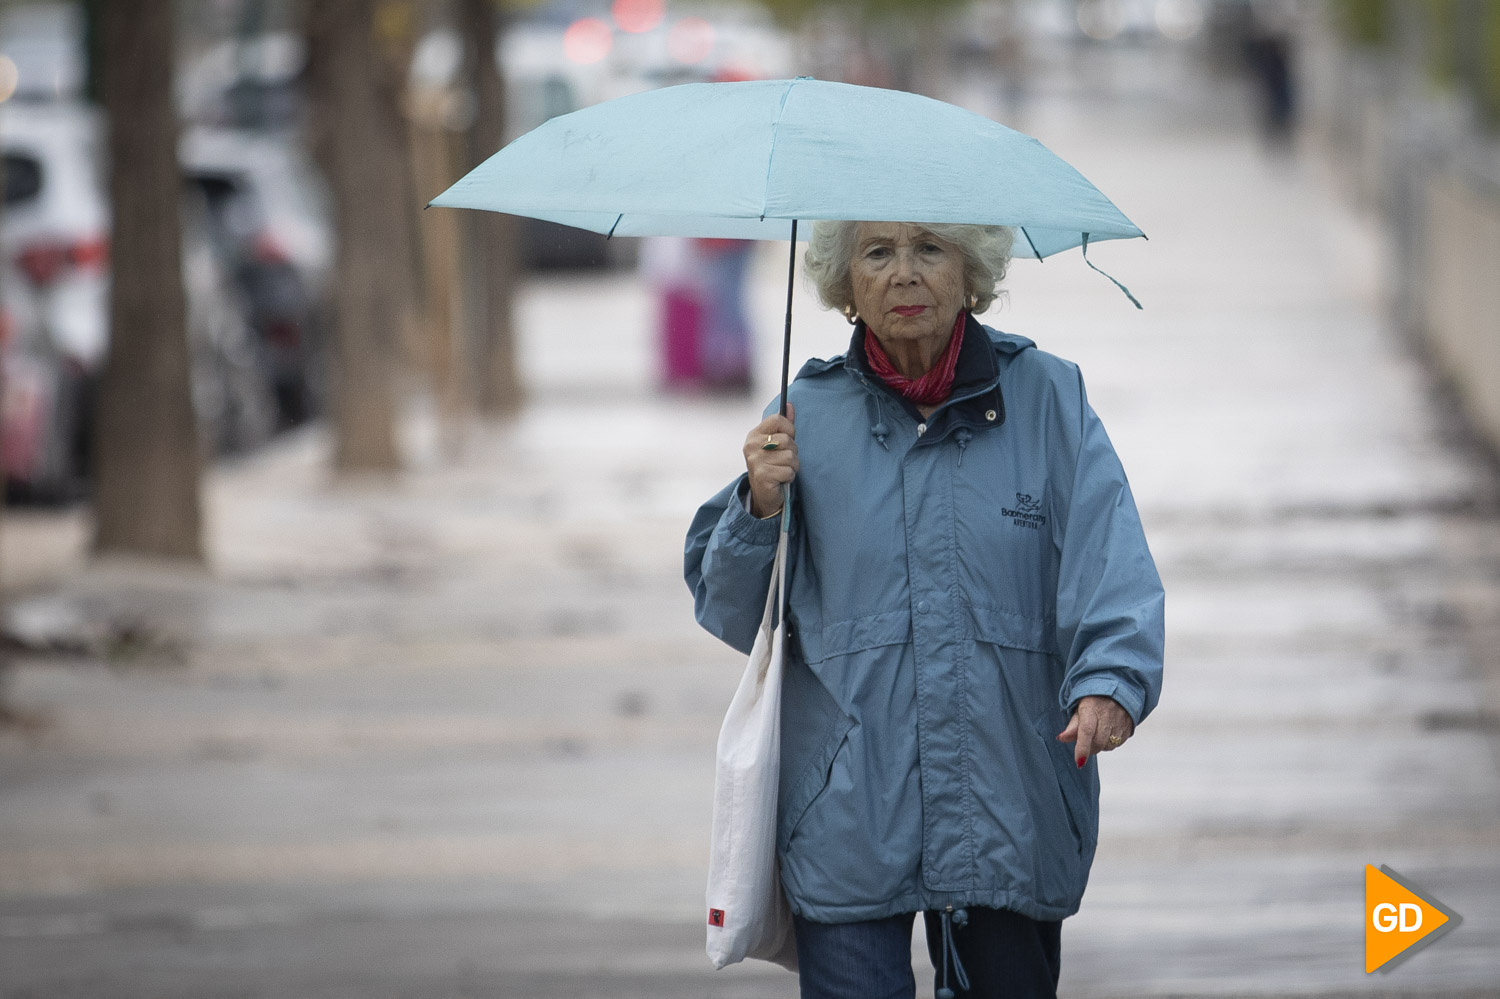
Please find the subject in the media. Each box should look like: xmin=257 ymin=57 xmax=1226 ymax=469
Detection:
xmin=3 ymin=44 xmax=1500 ymax=998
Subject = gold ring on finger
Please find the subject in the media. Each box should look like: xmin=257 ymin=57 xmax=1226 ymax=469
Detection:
xmin=1107 ymin=734 xmax=1123 ymax=747
xmin=762 ymin=435 xmax=780 ymax=451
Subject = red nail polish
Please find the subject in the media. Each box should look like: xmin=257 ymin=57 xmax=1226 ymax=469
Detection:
xmin=1076 ymin=756 xmax=1086 ymax=768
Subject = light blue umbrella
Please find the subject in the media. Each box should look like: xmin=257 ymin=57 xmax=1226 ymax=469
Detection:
xmin=429 ymin=77 xmax=1145 ymax=410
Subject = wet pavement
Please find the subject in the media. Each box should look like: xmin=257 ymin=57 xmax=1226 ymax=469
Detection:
xmin=3 ymin=48 xmax=1500 ymax=998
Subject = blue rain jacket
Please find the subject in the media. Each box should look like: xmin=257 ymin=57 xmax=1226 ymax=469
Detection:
xmin=684 ymin=317 xmax=1164 ymax=924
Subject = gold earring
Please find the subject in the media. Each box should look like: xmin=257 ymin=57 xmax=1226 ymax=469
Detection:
xmin=843 ymin=305 xmax=859 ymax=325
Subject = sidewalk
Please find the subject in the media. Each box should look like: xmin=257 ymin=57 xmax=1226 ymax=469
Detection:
xmin=3 ymin=56 xmax=1500 ymax=997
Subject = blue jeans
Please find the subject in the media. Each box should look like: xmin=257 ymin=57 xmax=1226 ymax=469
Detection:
xmin=792 ymin=907 xmax=1062 ymax=999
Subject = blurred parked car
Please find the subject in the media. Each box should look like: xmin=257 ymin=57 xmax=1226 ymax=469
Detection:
xmin=175 ymin=30 xmax=307 ymax=130
xmin=181 ymin=126 xmax=333 ymax=426
xmin=0 ymin=102 xmax=274 ymax=503
xmin=0 ymin=101 xmax=108 ymax=502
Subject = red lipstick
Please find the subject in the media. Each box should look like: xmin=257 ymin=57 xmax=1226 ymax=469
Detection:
xmin=892 ymin=306 xmax=927 ymax=317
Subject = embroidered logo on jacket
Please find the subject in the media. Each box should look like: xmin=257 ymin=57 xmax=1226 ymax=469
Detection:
xmin=1001 ymin=492 xmax=1047 ymax=530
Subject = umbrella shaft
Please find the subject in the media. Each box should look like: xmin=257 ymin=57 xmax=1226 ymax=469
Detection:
xmin=779 ymin=220 xmax=797 ymax=419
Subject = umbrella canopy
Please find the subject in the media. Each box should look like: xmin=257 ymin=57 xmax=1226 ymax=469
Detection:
xmin=429 ymin=77 xmax=1144 ymax=260
xmin=430 ymin=77 xmax=1146 ymax=419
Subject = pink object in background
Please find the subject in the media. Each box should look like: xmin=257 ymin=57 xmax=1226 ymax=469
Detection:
xmin=642 ymin=236 xmax=708 ymax=391
xmin=661 ymin=286 xmax=704 ymax=388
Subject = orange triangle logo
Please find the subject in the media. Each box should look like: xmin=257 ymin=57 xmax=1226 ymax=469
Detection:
xmin=1366 ymin=865 xmax=1460 ymax=973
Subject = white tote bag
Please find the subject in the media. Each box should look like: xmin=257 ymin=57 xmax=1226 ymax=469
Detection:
xmin=705 ymin=512 xmax=799 ymax=972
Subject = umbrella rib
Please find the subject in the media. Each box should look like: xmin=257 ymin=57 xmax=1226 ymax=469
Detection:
xmin=1018 ymin=226 xmax=1043 ymax=261
xmin=759 ymin=78 xmax=802 ymax=222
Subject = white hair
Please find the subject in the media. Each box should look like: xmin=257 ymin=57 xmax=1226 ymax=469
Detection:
xmin=803 ymin=221 xmax=1015 ymax=316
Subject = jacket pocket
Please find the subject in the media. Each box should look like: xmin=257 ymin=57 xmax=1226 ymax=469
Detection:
xmin=967 ymin=604 xmax=1058 ymax=656
xmin=1030 ymin=713 xmax=1097 ymax=856
xmin=796 ymin=609 xmax=911 ymax=665
xmin=778 ymin=709 xmax=855 ymax=852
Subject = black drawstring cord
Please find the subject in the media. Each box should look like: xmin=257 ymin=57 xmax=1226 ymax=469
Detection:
xmin=936 ymin=906 xmax=970 ymax=999
xmin=868 ymin=391 xmax=890 ymax=450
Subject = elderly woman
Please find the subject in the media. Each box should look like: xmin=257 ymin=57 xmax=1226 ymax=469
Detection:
xmin=684 ymin=221 xmax=1164 ymax=999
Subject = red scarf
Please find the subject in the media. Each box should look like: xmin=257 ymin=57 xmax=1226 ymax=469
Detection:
xmin=863 ymin=311 xmax=966 ymax=406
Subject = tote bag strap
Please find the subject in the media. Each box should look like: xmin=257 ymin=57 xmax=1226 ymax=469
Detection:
xmin=769 ymin=484 xmax=790 ymax=634
xmin=751 ymin=485 xmax=792 ymax=657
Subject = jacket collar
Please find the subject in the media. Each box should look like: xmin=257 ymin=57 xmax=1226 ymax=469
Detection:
xmin=844 ymin=312 xmax=1006 ymax=444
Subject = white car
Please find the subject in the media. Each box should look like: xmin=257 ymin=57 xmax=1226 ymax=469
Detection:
xmin=0 ymin=101 xmax=108 ymax=500
xmin=0 ymin=101 xmax=273 ymax=501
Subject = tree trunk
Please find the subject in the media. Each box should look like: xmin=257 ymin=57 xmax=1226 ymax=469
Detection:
xmin=371 ymin=0 xmax=430 ymax=373
xmin=305 ymin=0 xmax=407 ymax=474
xmin=460 ymin=0 xmax=522 ymax=416
xmin=92 ymin=1 xmax=203 ymax=561
xmin=409 ymin=85 xmax=471 ymax=454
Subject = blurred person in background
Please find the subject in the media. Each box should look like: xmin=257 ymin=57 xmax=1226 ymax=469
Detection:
xmin=1243 ymin=20 xmax=1296 ymax=146
xmin=641 ymin=234 xmax=707 ymax=392
xmin=644 ymin=67 xmax=759 ymax=396
xmin=686 ymin=220 xmax=1165 ymax=999
xmin=691 ymin=66 xmax=760 ymax=395
xmin=694 ymin=235 xmax=754 ymax=393
xmin=641 ymin=231 xmax=754 ymax=395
